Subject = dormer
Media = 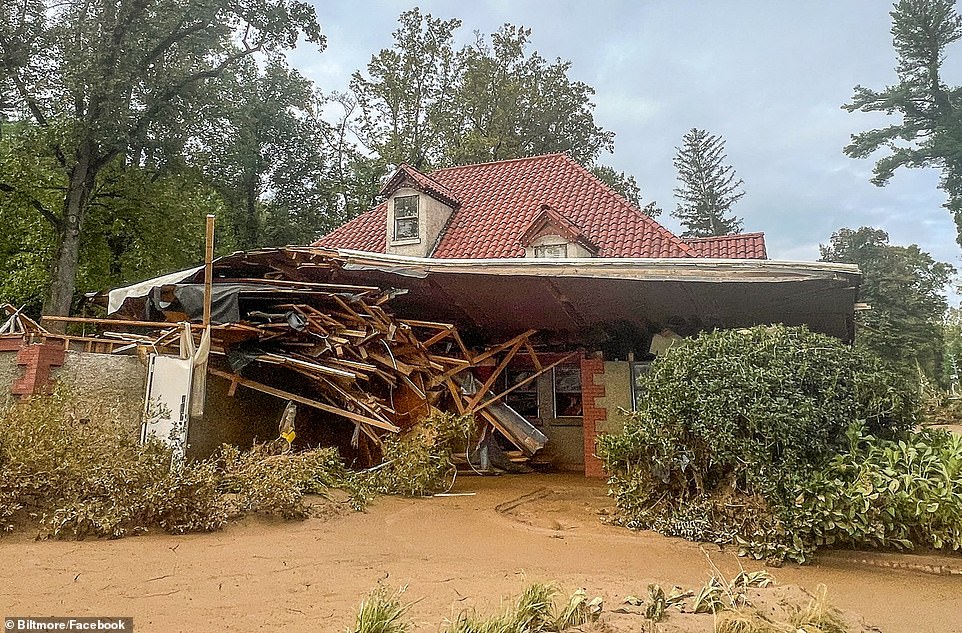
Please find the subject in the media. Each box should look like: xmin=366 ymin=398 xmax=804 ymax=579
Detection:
xmin=381 ymin=164 xmax=460 ymax=257
xmin=519 ymin=204 xmax=599 ymax=258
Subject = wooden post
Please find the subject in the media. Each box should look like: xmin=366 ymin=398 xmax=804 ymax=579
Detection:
xmin=202 ymin=214 xmax=215 ymax=326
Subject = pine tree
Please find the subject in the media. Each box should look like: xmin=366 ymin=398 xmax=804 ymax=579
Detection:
xmin=844 ymin=0 xmax=962 ymax=249
xmin=671 ymin=128 xmax=745 ymax=237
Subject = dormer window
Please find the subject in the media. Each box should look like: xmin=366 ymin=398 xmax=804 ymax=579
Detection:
xmin=393 ymin=195 xmax=419 ymax=240
xmin=533 ymin=243 xmax=567 ymax=258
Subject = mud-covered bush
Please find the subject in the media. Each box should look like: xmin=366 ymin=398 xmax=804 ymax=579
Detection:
xmin=217 ymin=443 xmax=358 ymax=518
xmin=0 ymin=392 xmax=362 ymax=537
xmin=598 ymin=325 xmax=922 ymax=562
xmin=364 ymin=412 xmax=474 ymax=497
xmin=0 ymin=392 xmax=226 ymax=538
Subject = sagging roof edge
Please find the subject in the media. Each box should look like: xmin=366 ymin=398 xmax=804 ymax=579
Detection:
xmin=102 ymin=247 xmax=862 ymax=315
xmin=328 ymin=248 xmax=862 ymax=282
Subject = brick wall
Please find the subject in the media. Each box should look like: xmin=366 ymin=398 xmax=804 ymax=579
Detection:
xmin=12 ymin=342 xmax=65 ymax=396
xmin=580 ymin=356 xmax=606 ymax=477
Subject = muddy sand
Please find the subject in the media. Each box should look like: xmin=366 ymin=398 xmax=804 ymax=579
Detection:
xmin=2 ymin=474 xmax=960 ymax=632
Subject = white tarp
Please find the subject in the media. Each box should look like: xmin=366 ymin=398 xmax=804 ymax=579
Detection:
xmin=107 ymin=265 xmax=204 ymax=314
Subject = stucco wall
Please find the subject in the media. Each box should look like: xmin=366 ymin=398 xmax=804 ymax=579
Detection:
xmin=0 ymin=346 xmax=147 ymax=438
xmin=596 ymin=360 xmax=632 ymax=435
xmin=53 ymin=350 xmax=148 ymax=437
xmin=385 ymin=187 xmax=454 ymax=257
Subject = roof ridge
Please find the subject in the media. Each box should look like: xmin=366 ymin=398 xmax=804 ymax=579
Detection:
xmin=686 ymin=231 xmax=765 ymax=242
xmin=431 ymin=152 xmax=569 ymax=174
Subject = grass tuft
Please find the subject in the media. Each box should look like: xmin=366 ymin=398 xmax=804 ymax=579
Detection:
xmin=350 ymin=586 xmax=411 ymax=633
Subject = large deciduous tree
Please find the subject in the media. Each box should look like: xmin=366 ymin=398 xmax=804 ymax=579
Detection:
xmin=819 ymin=226 xmax=955 ymax=382
xmin=671 ymin=128 xmax=745 ymax=237
xmin=0 ymin=0 xmax=324 ymax=317
xmin=350 ymin=9 xmax=630 ymax=204
xmin=844 ymin=0 xmax=962 ymax=249
xmin=196 ymin=58 xmax=347 ymax=250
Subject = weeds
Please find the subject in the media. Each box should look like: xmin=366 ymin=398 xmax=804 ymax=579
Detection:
xmin=715 ymin=584 xmax=849 ymax=633
xmin=350 ymin=586 xmax=412 ymax=633
xmin=444 ymin=583 xmax=601 ymax=633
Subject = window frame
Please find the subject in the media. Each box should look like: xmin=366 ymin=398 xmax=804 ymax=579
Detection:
xmin=533 ymin=243 xmax=568 ymax=258
xmin=392 ymin=195 xmax=420 ymax=241
xmin=552 ymin=365 xmax=583 ymax=419
xmin=501 ymin=367 xmax=540 ymax=419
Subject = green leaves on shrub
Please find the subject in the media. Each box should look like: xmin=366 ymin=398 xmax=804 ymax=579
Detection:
xmin=0 ymin=393 xmax=361 ymax=538
xmin=784 ymin=427 xmax=962 ymax=556
xmin=598 ymin=325 xmax=926 ymax=563
xmin=362 ymin=412 xmax=474 ymax=497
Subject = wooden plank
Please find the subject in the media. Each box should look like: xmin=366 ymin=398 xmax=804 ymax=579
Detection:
xmin=203 ymin=214 xmax=215 ymax=326
xmin=445 ymin=377 xmax=467 ymax=415
xmin=466 ymin=338 xmax=524 ymax=411
xmin=523 ymin=340 xmax=543 ymax=371
xmin=477 ymin=352 xmax=580 ymax=410
xmin=209 ymin=368 xmax=400 ymax=433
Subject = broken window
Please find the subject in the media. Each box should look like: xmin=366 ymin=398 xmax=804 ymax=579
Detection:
xmin=393 ymin=195 xmax=419 ymax=240
xmin=533 ymin=243 xmax=567 ymax=258
xmin=553 ymin=366 xmax=582 ymax=417
xmin=503 ymin=368 xmax=539 ymax=418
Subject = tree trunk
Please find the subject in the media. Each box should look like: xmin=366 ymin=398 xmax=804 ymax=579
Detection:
xmin=44 ymin=146 xmax=96 ymax=322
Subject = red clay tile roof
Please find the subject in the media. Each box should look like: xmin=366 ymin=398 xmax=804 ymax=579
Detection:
xmin=381 ymin=164 xmax=461 ymax=209
xmin=686 ymin=232 xmax=768 ymax=259
xmin=315 ymin=154 xmax=696 ymax=258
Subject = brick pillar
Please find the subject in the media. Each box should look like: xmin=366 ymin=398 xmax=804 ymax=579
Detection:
xmin=580 ymin=356 xmax=607 ymax=478
xmin=12 ymin=343 xmax=65 ymax=396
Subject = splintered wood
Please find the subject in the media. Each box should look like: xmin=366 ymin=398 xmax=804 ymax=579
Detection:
xmin=48 ymin=284 xmax=557 ymax=453
xmin=44 ymin=249 xmax=565 ymax=457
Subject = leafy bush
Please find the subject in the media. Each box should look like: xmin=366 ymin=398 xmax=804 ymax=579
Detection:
xmin=363 ymin=412 xmax=474 ymax=497
xmin=598 ymin=325 xmax=923 ymax=562
xmin=0 ymin=392 xmax=363 ymax=538
xmin=748 ymin=426 xmax=962 ymax=561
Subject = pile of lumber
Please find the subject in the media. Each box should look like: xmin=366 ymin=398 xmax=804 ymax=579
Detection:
xmin=44 ymin=279 xmax=572 ymax=457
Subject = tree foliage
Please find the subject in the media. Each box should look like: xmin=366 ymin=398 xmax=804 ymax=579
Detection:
xmin=671 ymin=128 xmax=745 ymax=237
xmin=0 ymin=0 xmax=325 ymax=316
xmin=350 ymin=9 xmax=635 ymax=205
xmin=819 ymin=226 xmax=955 ymax=382
xmin=844 ymin=0 xmax=962 ymax=248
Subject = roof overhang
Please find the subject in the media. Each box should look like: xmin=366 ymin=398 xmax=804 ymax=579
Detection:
xmin=102 ymin=247 xmax=862 ymax=346
xmin=324 ymin=249 xmax=861 ymax=343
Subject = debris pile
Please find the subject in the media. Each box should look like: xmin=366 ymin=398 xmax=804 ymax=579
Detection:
xmin=36 ymin=250 xmax=577 ymax=466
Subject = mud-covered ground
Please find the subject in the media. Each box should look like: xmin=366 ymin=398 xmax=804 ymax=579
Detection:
xmin=2 ymin=474 xmax=960 ymax=632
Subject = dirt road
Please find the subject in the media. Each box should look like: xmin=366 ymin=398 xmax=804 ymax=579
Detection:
xmin=2 ymin=474 xmax=960 ymax=632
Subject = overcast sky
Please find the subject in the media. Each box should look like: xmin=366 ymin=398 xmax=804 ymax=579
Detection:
xmin=291 ymin=1 xmax=961 ymax=276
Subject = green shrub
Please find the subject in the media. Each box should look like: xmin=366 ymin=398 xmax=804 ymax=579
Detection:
xmin=598 ymin=325 xmax=922 ymax=562
xmin=364 ymin=412 xmax=474 ymax=497
xmin=0 ymin=392 xmax=226 ymax=538
xmin=767 ymin=426 xmax=962 ymax=559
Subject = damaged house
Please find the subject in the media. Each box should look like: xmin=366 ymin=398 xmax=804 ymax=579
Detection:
xmin=1 ymin=153 xmax=861 ymax=477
